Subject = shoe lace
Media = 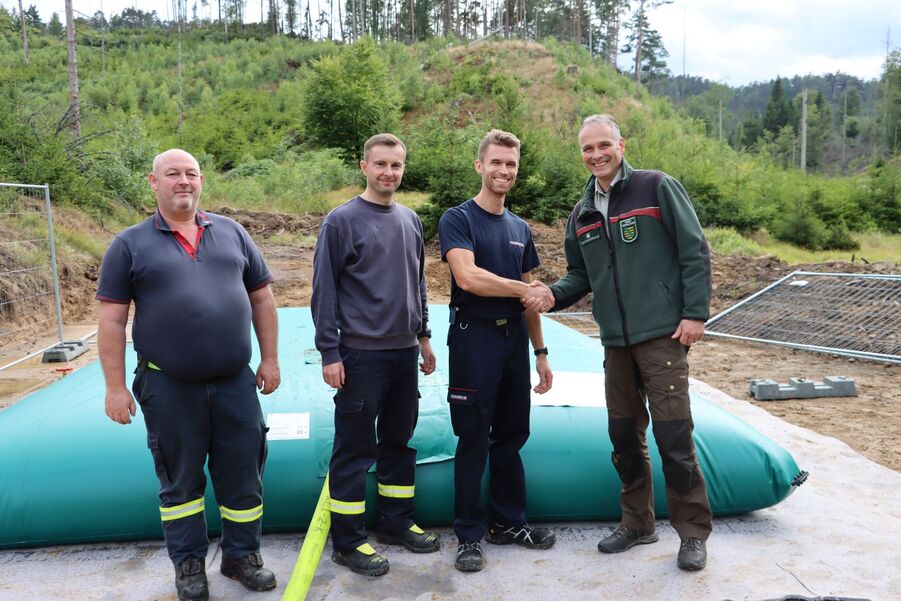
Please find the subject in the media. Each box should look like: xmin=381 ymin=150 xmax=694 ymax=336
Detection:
xmin=612 ymin=526 xmax=633 ymax=541
xmin=241 ymin=552 xmax=264 ymax=568
xmin=681 ymin=537 xmax=703 ymax=552
xmin=457 ymin=542 xmax=481 ymax=557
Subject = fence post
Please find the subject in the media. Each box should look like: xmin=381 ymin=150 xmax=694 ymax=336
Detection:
xmin=43 ymin=184 xmax=65 ymax=344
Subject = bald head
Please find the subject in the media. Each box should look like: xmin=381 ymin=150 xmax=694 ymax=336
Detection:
xmin=152 ymin=149 xmax=200 ymax=175
xmin=149 ymin=148 xmax=204 ymax=219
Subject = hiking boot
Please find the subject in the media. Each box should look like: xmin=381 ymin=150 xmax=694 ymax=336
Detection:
xmin=677 ymin=537 xmax=707 ymax=571
xmin=454 ymin=541 xmax=484 ymax=572
xmin=486 ymin=523 xmax=556 ymax=549
xmin=377 ymin=524 xmax=440 ymax=553
xmin=597 ymin=526 xmax=659 ymax=553
xmin=332 ymin=543 xmax=390 ymax=576
xmin=220 ymin=551 xmax=277 ymax=592
xmin=174 ymin=556 xmax=209 ymax=601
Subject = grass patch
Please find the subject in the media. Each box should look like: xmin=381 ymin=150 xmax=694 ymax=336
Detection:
xmin=706 ymin=227 xmax=901 ymax=264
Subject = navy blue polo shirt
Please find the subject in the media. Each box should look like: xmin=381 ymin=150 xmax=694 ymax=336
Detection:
xmin=439 ymin=199 xmax=539 ymax=320
xmin=96 ymin=210 xmax=272 ymax=381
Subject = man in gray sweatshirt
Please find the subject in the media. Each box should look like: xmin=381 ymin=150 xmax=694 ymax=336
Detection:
xmin=311 ymin=133 xmax=439 ymax=577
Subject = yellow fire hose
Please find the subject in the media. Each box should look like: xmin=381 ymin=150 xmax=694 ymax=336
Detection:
xmin=281 ymin=474 xmax=331 ymax=601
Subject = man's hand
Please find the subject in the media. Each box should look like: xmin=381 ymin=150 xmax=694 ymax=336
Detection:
xmin=419 ymin=338 xmax=436 ymax=375
xmin=672 ymin=319 xmax=705 ymax=346
xmin=533 ymin=356 xmax=553 ymax=394
xmin=521 ymin=280 xmax=554 ymax=313
xmin=256 ymin=357 xmax=281 ymax=394
xmin=105 ymin=387 xmax=136 ymax=425
xmin=322 ymin=360 xmax=345 ymax=389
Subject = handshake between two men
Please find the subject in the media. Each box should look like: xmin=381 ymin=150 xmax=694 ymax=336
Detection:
xmin=521 ymin=280 xmax=555 ymax=313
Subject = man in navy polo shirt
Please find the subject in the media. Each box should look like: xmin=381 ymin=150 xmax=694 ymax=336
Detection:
xmin=438 ymin=129 xmax=557 ymax=573
xmin=97 ymin=149 xmax=280 ymax=601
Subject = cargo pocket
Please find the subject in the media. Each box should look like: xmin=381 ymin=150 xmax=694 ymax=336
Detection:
xmin=146 ymin=433 xmax=171 ymax=488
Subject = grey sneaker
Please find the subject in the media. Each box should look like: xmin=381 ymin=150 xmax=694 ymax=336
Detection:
xmin=486 ymin=523 xmax=556 ymax=549
xmin=454 ymin=541 xmax=484 ymax=572
xmin=677 ymin=537 xmax=707 ymax=571
xmin=597 ymin=526 xmax=659 ymax=553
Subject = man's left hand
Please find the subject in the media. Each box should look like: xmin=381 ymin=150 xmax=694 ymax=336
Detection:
xmin=672 ymin=319 xmax=705 ymax=346
xmin=533 ymin=355 xmax=553 ymax=394
xmin=256 ymin=358 xmax=281 ymax=394
xmin=419 ymin=338 xmax=436 ymax=375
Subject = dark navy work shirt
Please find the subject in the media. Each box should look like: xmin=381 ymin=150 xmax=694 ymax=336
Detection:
xmin=438 ymin=199 xmax=539 ymax=320
xmin=96 ymin=210 xmax=272 ymax=381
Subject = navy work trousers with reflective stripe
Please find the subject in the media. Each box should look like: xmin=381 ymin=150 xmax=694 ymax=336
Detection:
xmin=132 ymin=364 xmax=268 ymax=565
xmin=447 ymin=315 xmax=531 ymax=543
xmin=328 ymin=345 xmax=420 ymax=552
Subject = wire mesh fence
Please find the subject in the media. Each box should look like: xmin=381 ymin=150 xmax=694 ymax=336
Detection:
xmin=546 ymin=311 xmax=599 ymax=337
xmin=706 ymin=271 xmax=901 ymax=363
xmin=0 ymin=183 xmax=64 ymax=358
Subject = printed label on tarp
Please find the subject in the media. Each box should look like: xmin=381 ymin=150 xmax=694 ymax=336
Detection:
xmin=266 ymin=412 xmax=310 ymax=440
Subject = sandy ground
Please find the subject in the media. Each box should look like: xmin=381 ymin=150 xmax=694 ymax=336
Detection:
xmin=1 ymin=210 xmax=898 ymax=474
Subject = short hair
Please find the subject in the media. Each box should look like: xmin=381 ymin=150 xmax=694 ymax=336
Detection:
xmin=363 ymin=133 xmax=406 ymax=161
xmin=579 ymin=114 xmax=622 ymax=141
xmin=477 ymin=129 xmax=521 ymax=162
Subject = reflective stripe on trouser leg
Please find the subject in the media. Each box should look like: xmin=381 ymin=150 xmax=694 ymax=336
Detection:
xmin=329 ymin=498 xmax=366 ymax=515
xmin=220 ymin=503 xmax=263 ymax=523
xmin=160 ymin=497 xmax=205 ymax=521
xmin=378 ymin=483 xmax=414 ymax=498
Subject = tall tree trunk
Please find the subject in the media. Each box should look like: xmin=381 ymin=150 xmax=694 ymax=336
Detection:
xmin=634 ymin=0 xmax=644 ymax=94
xmin=17 ymin=0 xmax=29 ymax=65
xmin=409 ymin=0 xmax=414 ymax=41
xmin=177 ymin=0 xmax=184 ymax=143
xmin=64 ymin=0 xmax=80 ymax=137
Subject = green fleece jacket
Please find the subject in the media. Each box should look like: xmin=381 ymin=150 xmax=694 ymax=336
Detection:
xmin=550 ymin=160 xmax=711 ymax=347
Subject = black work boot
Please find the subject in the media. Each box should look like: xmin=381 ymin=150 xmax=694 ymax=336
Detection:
xmin=454 ymin=541 xmax=484 ymax=572
xmin=486 ymin=523 xmax=556 ymax=549
xmin=332 ymin=543 xmax=390 ymax=576
xmin=377 ymin=524 xmax=440 ymax=553
xmin=597 ymin=526 xmax=659 ymax=553
xmin=174 ymin=556 xmax=209 ymax=601
xmin=220 ymin=551 xmax=277 ymax=591
xmin=677 ymin=537 xmax=707 ymax=571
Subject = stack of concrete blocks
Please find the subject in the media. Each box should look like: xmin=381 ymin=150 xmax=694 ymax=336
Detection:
xmin=748 ymin=376 xmax=857 ymax=401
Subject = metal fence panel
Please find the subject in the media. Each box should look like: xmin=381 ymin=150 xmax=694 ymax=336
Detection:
xmin=0 ymin=183 xmax=78 ymax=369
xmin=706 ymin=271 xmax=901 ymax=363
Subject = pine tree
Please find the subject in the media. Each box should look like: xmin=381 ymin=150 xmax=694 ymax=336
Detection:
xmin=763 ymin=78 xmax=793 ymax=135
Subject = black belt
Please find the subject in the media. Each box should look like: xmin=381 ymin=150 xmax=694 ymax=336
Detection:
xmin=450 ymin=306 xmax=522 ymax=329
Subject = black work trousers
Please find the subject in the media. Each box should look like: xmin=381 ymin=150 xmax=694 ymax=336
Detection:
xmin=132 ymin=364 xmax=269 ymax=565
xmin=328 ymin=345 xmax=420 ymax=553
xmin=447 ymin=315 xmax=531 ymax=544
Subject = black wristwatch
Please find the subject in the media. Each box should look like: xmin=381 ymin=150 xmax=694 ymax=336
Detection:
xmin=418 ymin=329 xmax=432 ymax=340
xmin=533 ymin=347 xmax=548 ymax=356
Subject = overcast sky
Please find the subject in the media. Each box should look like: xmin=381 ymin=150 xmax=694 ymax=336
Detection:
xmin=7 ymin=0 xmax=900 ymax=86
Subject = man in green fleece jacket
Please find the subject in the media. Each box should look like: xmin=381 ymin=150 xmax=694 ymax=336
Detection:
xmin=532 ymin=114 xmax=712 ymax=571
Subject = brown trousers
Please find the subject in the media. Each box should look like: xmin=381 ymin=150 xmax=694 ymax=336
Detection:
xmin=604 ymin=335 xmax=712 ymax=539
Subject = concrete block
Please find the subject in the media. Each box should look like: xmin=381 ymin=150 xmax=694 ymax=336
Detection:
xmin=749 ymin=376 xmax=857 ymax=401
xmin=42 ymin=340 xmax=89 ymax=363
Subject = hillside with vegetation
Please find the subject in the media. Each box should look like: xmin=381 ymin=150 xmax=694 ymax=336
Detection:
xmin=1 ymin=8 xmax=900 ymax=254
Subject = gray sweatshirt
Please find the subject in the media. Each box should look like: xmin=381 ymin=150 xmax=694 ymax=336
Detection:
xmin=312 ymin=196 xmax=429 ymax=365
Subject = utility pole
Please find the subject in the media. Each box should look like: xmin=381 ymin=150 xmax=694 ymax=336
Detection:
xmin=800 ymin=88 xmax=808 ymax=174
xmin=17 ymin=0 xmax=29 ymax=65
xmin=64 ymin=0 xmax=81 ymax=137
xmin=841 ymin=87 xmax=848 ymax=167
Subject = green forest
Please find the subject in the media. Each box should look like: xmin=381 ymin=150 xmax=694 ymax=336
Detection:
xmin=1 ymin=4 xmax=900 ymax=253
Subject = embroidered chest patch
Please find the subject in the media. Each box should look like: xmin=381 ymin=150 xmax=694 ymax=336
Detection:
xmin=619 ymin=217 xmax=638 ymax=243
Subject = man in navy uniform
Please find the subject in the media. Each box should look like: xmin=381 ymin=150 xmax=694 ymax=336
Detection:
xmin=98 ymin=149 xmax=280 ymax=600
xmin=439 ymin=129 xmax=556 ymax=573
